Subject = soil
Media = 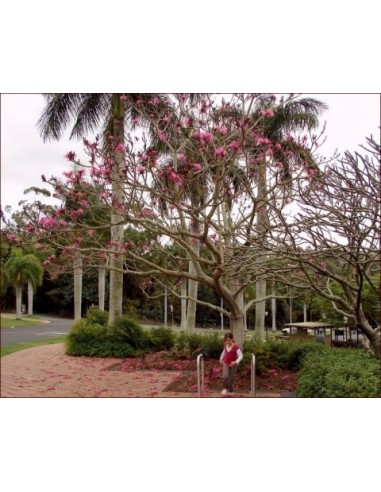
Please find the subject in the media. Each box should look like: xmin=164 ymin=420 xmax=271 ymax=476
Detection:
xmin=104 ymin=350 xmax=299 ymax=395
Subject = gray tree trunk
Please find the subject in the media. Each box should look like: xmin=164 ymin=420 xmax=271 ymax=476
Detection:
xmin=74 ymin=253 xmax=83 ymax=321
xmin=185 ymin=242 xmax=200 ymax=331
xmin=27 ymin=281 xmax=34 ymax=315
xmin=98 ymin=263 xmax=106 ymax=311
xmin=254 ymin=160 xmax=268 ymax=341
xmin=255 ymin=280 xmax=266 ymax=340
xmin=271 ymin=282 xmax=276 ymax=332
xmin=15 ymin=285 xmax=22 ymax=320
xmin=108 ymin=95 xmax=125 ymax=326
xmin=180 ymin=277 xmax=187 ymax=330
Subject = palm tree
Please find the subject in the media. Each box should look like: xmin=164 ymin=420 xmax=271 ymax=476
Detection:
xmin=250 ymin=96 xmax=327 ymax=338
xmin=3 ymin=249 xmax=43 ymax=319
xmin=38 ymin=93 xmax=166 ymax=325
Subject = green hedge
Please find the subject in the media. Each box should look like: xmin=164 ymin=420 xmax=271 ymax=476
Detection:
xmin=296 ymin=348 xmax=381 ymax=398
xmin=65 ymin=311 xmax=176 ymax=358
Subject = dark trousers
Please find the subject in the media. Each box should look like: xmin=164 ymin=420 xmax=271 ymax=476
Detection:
xmin=222 ymin=364 xmax=237 ymax=392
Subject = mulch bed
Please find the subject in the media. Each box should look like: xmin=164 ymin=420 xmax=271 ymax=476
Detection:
xmin=103 ymin=351 xmax=299 ymax=394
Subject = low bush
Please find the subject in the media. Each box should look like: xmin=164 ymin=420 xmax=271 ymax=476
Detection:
xmin=108 ymin=316 xmax=147 ymax=350
xmin=65 ymin=316 xmax=144 ymax=358
xmin=296 ymin=348 xmax=381 ymax=398
xmin=174 ymin=332 xmax=224 ymax=359
xmin=85 ymin=306 xmax=109 ymax=326
xmin=146 ymin=327 xmax=176 ymax=351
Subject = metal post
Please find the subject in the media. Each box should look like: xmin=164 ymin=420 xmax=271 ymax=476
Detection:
xmin=251 ymin=354 xmax=256 ymax=397
xmin=197 ymin=354 xmax=204 ymax=397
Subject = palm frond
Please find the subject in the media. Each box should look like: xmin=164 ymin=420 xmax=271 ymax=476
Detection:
xmin=37 ymin=94 xmax=84 ymax=142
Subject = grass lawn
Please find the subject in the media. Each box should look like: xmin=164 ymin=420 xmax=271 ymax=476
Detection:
xmin=1 ymin=336 xmax=67 ymax=357
xmin=1 ymin=314 xmax=47 ymax=328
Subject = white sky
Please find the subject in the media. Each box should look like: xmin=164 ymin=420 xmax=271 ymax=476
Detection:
xmin=1 ymin=93 xmax=380 ymax=214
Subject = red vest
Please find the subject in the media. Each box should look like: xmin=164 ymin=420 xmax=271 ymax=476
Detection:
xmin=222 ymin=343 xmax=240 ymax=365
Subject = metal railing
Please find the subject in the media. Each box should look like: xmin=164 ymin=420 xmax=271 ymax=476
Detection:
xmin=251 ymin=354 xmax=256 ymax=397
xmin=197 ymin=353 xmax=204 ymax=397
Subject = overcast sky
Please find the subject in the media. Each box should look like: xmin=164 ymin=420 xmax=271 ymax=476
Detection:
xmin=1 ymin=93 xmax=380 ymax=214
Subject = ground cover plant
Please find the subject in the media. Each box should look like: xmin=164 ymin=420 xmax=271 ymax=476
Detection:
xmin=296 ymin=347 xmax=381 ymax=398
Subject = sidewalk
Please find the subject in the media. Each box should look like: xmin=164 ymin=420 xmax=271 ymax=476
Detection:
xmin=1 ymin=344 xmax=283 ymax=398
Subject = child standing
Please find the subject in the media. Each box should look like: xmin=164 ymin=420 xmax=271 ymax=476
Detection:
xmin=219 ymin=332 xmax=243 ymax=396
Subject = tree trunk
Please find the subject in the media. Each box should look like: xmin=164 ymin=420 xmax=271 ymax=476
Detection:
xmin=255 ymin=279 xmax=266 ymax=340
xmin=27 ymin=280 xmax=34 ymax=315
xmin=180 ymin=277 xmax=187 ymax=330
xmin=230 ymin=313 xmax=245 ymax=347
xmin=254 ymin=160 xmax=268 ymax=341
xmin=74 ymin=253 xmax=83 ymax=321
xmin=98 ymin=262 xmax=106 ymax=311
xmin=15 ymin=285 xmax=22 ymax=320
xmin=108 ymin=94 xmax=125 ymax=326
xmin=271 ymin=281 xmax=276 ymax=332
xmin=228 ymin=278 xmax=245 ymax=345
xmin=185 ymin=242 xmax=200 ymax=331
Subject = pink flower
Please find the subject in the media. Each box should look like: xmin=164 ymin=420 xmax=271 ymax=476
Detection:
xmin=228 ymin=140 xmax=239 ymax=151
xmin=115 ymin=143 xmax=125 ymax=152
xmin=215 ymin=147 xmax=226 ymax=158
xmin=192 ymin=163 xmax=202 ymax=171
xmin=260 ymin=108 xmax=274 ymax=117
xmin=200 ymin=131 xmax=214 ymax=143
xmin=65 ymin=151 xmax=76 ymax=161
xmin=216 ymin=126 xmax=228 ymax=136
xmin=183 ymin=117 xmax=193 ymax=126
xmin=159 ymin=133 xmax=167 ymax=142
xmin=136 ymin=165 xmax=145 ymax=174
xmin=177 ymin=152 xmax=186 ymax=162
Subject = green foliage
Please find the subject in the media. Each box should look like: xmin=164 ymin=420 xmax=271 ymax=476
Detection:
xmin=174 ymin=332 xmax=224 ymax=359
xmin=243 ymin=338 xmax=326 ymax=374
xmin=66 ymin=317 xmax=138 ymax=358
xmin=286 ymin=341 xmax=327 ymax=371
xmin=147 ymin=327 xmax=176 ymax=351
xmin=296 ymin=348 xmax=381 ymax=398
xmin=108 ymin=315 xmax=146 ymax=349
xmin=85 ymin=306 xmax=109 ymax=326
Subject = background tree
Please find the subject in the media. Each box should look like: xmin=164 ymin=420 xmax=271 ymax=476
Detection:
xmin=3 ymin=249 xmax=43 ymax=319
xmin=266 ymin=135 xmax=380 ymax=356
xmin=37 ymin=93 xmax=169 ymax=324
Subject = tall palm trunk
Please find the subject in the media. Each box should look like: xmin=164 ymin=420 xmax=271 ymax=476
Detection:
xmin=74 ymin=252 xmax=83 ymax=321
xmin=185 ymin=245 xmax=200 ymax=331
xmin=108 ymin=94 xmax=125 ymax=326
xmin=180 ymin=277 xmax=187 ymax=330
xmin=15 ymin=284 xmax=22 ymax=320
xmin=185 ymin=214 xmax=201 ymax=330
xmin=271 ymin=280 xmax=277 ymax=332
xmin=98 ymin=259 xmax=106 ymax=311
xmin=254 ymin=160 xmax=268 ymax=340
xmin=27 ymin=280 xmax=34 ymax=315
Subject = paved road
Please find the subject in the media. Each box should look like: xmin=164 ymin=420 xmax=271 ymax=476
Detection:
xmin=1 ymin=314 xmax=228 ymax=347
xmin=1 ymin=315 xmax=74 ymax=347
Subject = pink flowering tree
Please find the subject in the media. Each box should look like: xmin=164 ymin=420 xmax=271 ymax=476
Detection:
xmin=37 ymin=93 xmax=171 ymax=324
xmin=6 ymin=94 xmax=329 ymax=345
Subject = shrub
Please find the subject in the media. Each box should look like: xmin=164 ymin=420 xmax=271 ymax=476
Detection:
xmin=147 ymin=327 xmax=176 ymax=351
xmin=296 ymin=348 xmax=381 ymax=398
xmin=243 ymin=338 xmax=290 ymax=374
xmin=65 ymin=316 xmax=139 ymax=358
xmin=174 ymin=332 xmax=224 ymax=359
xmin=108 ymin=315 xmax=146 ymax=349
xmin=286 ymin=341 xmax=327 ymax=371
xmin=85 ymin=306 xmax=109 ymax=326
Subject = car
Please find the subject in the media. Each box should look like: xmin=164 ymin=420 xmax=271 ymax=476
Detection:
xmin=281 ymin=326 xmax=297 ymax=335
